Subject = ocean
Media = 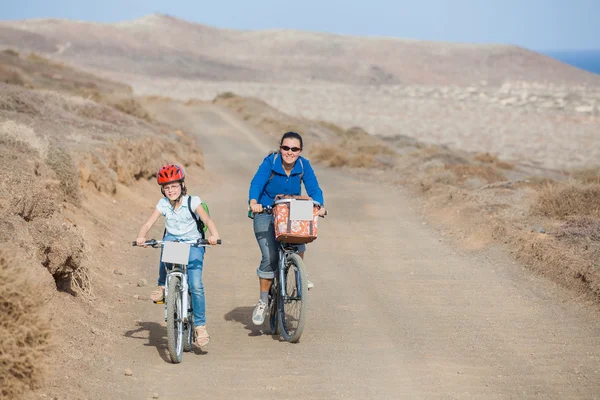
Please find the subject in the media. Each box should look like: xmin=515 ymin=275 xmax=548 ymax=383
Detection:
xmin=543 ymin=49 xmax=600 ymax=75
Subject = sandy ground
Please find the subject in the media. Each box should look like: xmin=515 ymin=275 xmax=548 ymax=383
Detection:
xmin=40 ymin=101 xmax=600 ymax=400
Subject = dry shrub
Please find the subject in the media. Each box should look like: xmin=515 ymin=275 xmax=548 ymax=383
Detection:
xmin=571 ymin=167 xmax=600 ymax=184
xmin=0 ymin=84 xmax=41 ymax=115
xmin=26 ymin=52 xmax=64 ymax=68
xmin=555 ymin=216 xmax=600 ymax=241
xmin=11 ymin=179 xmax=57 ymax=222
xmin=475 ymin=152 xmax=514 ymax=169
xmin=80 ymin=136 xmax=203 ymax=193
xmin=0 ymin=65 xmax=26 ymax=86
xmin=516 ymin=232 xmax=600 ymax=298
xmin=214 ymin=91 xmax=237 ymax=100
xmin=447 ymin=164 xmax=506 ymax=184
xmin=0 ymin=120 xmax=49 ymax=157
xmin=0 ymin=250 xmax=52 ymax=400
xmin=2 ymin=49 xmax=19 ymax=57
xmin=113 ymin=97 xmax=153 ymax=121
xmin=531 ymin=182 xmax=600 ymax=218
xmin=310 ymin=145 xmax=378 ymax=168
xmin=46 ymin=144 xmax=81 ymax=204
xmin=422 ymin=149 xmax=470 ymax=166
xmin=31 ymin=217 xmax=89 ymax=295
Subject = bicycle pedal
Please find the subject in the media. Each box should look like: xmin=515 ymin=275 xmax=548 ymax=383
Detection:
xmin=153 ymin=300 xmax=165 ymax=305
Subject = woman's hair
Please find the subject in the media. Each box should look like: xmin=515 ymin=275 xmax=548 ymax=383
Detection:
xmin=280 ymin=131 xmax=303 ymax=149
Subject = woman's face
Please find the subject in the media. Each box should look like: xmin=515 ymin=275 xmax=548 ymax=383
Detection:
xmin=162 ymin=182 xmax=182 ymax=201
xmin=280 ymin=138 xmax=302 ymax=166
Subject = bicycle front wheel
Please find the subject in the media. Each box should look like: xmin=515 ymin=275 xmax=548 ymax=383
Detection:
xmin=278 ymin=253 xmax=308 ymax=343
xmin=183 ymin=291 xmax=194 ymax=352
xmin=166 ymin=277 xmax=184 ymax=363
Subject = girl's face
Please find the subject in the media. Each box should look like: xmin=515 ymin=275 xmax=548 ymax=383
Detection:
xmin=163 ymin=182 xmax=182 ymax=201
xmin=280 ymin=138 xmax=302 ymax=166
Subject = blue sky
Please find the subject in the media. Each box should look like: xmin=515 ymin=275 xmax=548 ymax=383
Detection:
xmin=2 ymin=0 xmax=599 ymax=50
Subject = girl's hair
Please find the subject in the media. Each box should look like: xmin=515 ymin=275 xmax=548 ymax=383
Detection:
xmin=280 ymin=131 xmax=303 ymax=149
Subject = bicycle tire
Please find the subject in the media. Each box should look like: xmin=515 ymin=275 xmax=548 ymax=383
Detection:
xmin=268 ymin=282 xmax=279 ymax=335
xmin=183 ymin=291 xmax=194 ymax=352
xmin=166 ymin=277 xmax=184 ymax=363
xmin=278 ymin=253 xmax=308 ymax=343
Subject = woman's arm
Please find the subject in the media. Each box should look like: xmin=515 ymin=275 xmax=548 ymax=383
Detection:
xmin=248 ymin=157 xmax=272 ymax=205
xmin=196 ymin=204 xmax=220 ymax=245
xmin=136 ymin=208 xmax=162 ymax=246
xmin=302 ymin=159 xmax=324 ymax=205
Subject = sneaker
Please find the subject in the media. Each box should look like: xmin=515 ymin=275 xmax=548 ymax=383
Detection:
xmin=252 ymin=299 xmax=268 ymax=325
xmin=307 ymin=280 xmax=314 ymax=290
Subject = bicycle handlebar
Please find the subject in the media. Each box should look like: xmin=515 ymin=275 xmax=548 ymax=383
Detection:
xmin=132 ymin=239 xmax=222 ymax=247
xmin=251 ymin=206 xmax=328 ymax=217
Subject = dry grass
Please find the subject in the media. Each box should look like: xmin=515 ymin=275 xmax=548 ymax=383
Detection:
xmin=0 ymin=250 xmax=52 ymax=400
xmin=446 ymin=164 xmax=507 ymax=184
xmin=474 ymin=152 xmax=515 ymax=170
xmin=555 ymin=216 xmax=600 ymax=241
xmin=2 ymin=49 xmax=19 ymax=57
xmin=531 ymin=182 xmax=600 ymax=218
xmin=0 ymin=65 xmax=26 ymax=86
xmin=570 ymin=167 xmax=600 ymax=184
xmin=46 ymin=144 xmax=82 ymax=205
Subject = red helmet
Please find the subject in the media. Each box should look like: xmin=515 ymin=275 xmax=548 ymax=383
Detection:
xmin=157 ymin=164 xmax=185 ymax=185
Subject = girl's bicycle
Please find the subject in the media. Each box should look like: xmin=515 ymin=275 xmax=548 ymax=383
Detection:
xmin=132 ymin=238 xmax=220 ymax=363
xmin=253 ymin=202 xmax=326 ymax=343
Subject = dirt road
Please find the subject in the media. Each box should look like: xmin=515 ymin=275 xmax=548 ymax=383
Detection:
xmin=104 ymin=102 xmax=600 ymax=400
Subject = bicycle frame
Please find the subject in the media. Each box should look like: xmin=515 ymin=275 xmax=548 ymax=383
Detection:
xmin=163 ymin=263 xmax=189 ymax=323
xmin=277 ymin=244 xmax=302 ymax=302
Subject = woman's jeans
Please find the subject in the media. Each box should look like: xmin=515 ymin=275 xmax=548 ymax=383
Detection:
xmin=158 ymin=234 xmax=206 ymax=326
xmin=253 ymin=213 xmax=305 ymax=279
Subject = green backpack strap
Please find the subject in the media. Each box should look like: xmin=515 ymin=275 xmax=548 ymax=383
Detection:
xmin=188 ymin=196 xmax=208 ymax=240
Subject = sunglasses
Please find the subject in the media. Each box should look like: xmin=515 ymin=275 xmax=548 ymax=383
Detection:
xmin=280 ymin=145 xmax=302 ymax=152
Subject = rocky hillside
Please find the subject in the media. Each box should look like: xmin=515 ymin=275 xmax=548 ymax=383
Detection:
xmin=1 ymin=14 xmax=599 ymax=87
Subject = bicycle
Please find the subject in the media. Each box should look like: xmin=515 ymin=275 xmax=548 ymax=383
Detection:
xmin=132 ymin=238 xmax=221 ymax=363
xmin=251 ymin=201 xmax=326 ymax=343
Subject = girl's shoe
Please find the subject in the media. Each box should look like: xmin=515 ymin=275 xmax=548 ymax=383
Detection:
xmin=195 ymin=326 xmax=210 ymax=347
xmin=150 ymin=286 xmax=165 ymax=304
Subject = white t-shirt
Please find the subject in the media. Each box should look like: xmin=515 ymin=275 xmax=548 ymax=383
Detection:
xmin=156 ymin=195 xmax=202 ymax=239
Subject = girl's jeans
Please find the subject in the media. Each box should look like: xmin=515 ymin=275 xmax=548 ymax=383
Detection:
xmin=253 ymin=213 xmax=305 ymax=279
xmin=158 ymin=234 xmax=206 ymax=326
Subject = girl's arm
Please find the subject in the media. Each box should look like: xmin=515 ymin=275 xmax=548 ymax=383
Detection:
xmin=136 ymin=208 xmax=162 ymax=246
xmin=196 ymin=204 xmax=220 ymax=244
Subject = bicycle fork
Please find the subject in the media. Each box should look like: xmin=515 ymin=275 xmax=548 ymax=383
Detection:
xmin=164 ymin=271 xmax=189 ymax=322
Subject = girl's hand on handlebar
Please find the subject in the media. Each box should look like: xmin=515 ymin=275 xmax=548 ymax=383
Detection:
xmin=136 ymin=237 xmax=147 ymax=247
xmin=250 ymin=203 xmax=263 ymax=214
xmin=318 ymin=207 xmax=327 ymax=217
xmin=208 ymin=235 xmax=220 ymax=245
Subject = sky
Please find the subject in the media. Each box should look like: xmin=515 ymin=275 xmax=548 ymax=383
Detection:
xmin=2 ymin=0 xmax=599 ymax=51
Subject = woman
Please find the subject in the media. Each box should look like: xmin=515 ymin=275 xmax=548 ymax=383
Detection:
xmin=136 ymin=164 xmax=221 ymax=347
xmin=248 ymin=131 xmax=325 ymax=325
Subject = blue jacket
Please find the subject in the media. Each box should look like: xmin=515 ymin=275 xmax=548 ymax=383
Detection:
xmin=249 ymin=153 xmax=324 ymax=207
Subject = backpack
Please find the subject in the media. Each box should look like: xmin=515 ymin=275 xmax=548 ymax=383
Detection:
xmin=188 ymin=196 xmax=209 ymax=240
xmin=268 ymin=151 xmax=304 ymax=182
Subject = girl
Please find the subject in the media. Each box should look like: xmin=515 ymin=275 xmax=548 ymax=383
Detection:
xmin=136 ymin=164 xmax=220 ymax=347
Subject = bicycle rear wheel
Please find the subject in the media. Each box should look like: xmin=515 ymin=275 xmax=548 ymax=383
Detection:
xmin=278 ymin=253 xmax=308 ymax=343
xmin=166 ymin=277 xmax=184 ymax=363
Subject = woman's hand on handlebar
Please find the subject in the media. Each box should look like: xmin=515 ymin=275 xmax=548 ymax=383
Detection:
xmin=136 ymin=237 xmax=147 ymax=247
xmin=250 ymin=202 xmax=263 ymax=214
xmin=207 ymin=235 xmax=220 ymax=245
